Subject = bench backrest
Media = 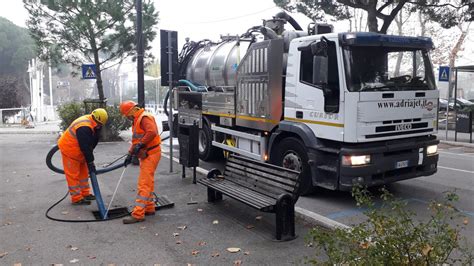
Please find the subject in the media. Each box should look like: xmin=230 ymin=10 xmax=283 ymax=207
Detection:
xmin=224 ymin=155 xmax=301 ymax=202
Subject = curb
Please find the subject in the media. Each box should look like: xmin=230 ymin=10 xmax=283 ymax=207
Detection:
xmin=161 ymin=153 xmax=351 ymax=231
xmin=440 ymin=140 xmax=474 ymax=148
xmin=0 ymin=130 xmax=60 ymax=135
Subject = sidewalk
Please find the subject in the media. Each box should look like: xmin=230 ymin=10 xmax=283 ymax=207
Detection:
xmin=0 ymin=121 xmax=61 ymax=135
xmin=436 ymin=130 xmax=474 ymax=148
xmin=0 ymin=134 xmax=317 ymax=264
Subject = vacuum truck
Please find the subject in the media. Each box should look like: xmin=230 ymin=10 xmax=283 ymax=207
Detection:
xmin=172 ymin=12 xmax=439 ymax=194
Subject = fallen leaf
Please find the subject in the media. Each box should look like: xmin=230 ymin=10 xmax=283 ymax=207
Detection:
xmin=234 ymin=260 xmax=242 ymax=266
xmin=244 ymin=251 xmax=250 ymax=255
xmin=212 ymin=220 xmax=219 ymax=225
xmin=255 ymin=216 xmax=262 ymax=221
xmin=153 ymin=264 xmax=161 ymax=266
xmin=155 ymin=233 xmax=159 ymax=236
xmin=198 ymin=241 xmax=207 ymax=246
xmin=69 ymin=258 xmax=79 ymax=264
xmin=173 ymin=233 xmax=180 ymax=237
xmin=211 ymin=252 xmax=220 ymax=257
xmin=25 ymin=247 xmax=31 ymax=251
xmin=140 ymin=226 xmax=146 ymax=230
xmin=176 ymin=240 xmax=182 ymax=245
xmin=227 ymin=247 xmax=241 ymax=253
xmin=463 ymin=218 xmax=469 ymax=225
xmin=307 ymin=242 xmax=313 ymax=247
xmin=177 ymin=225 xmax=187 ymax=230
xmin=0 ymin=252 xmax=8 ymax=258
xmin=359 ymin=242 xmax=369 ymax=249
xmin=70 ymin=247 xmax=79 ymax=251
xmin=422 ymin=244 xmax=432 ymax=256
xmin=61 ymin=211 xmax=69 ymax=215
xmin=3 ymin=222 xmax=12 ymax=226
xmin=51 ymin=264 xmax=63 ymax=266
xmin=191 ymin=250 xmax=199 ymax=256
xmin=13 ymin=263 xmax=21 ymax=266
xmin=197 ymin=209 xmax=203 ymax=212
xmin=246 ymin=225 xmax=254 ymax=229
xmin=87 ymin=256 xmax=96 ymax=259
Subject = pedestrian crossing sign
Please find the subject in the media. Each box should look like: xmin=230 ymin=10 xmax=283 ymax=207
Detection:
xmin=82 ymin=64 xmax=97 ymax=79
xmin=438 ymin=66 xmax=450 ymax=82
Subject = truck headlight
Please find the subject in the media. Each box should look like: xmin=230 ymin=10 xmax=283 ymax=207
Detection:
xmin=342 ymin=155 xmax=371 ymax=166
xmin=427 ymin=145 xmax=438 ymax=155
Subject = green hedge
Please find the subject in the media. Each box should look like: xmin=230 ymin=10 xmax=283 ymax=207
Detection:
xmin=57 ymin=102 xmax=131 ymax=141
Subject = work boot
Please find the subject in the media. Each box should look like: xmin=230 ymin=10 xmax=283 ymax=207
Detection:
xmin=84 ymin=194 xmax=96 ymax=201
xmin=72 ymin=199 xmax=91 ymax=205
xmin=123 ymin=216 xmax=145 ymax=224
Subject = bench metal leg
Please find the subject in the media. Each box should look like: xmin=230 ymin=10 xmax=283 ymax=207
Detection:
xmin=207 ymin=188 xmax=223 ymax=202
xmin=275 ymin=196 xmax=296 ymax=241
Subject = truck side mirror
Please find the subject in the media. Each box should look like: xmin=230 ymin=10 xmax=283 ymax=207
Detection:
xmin=312 ymin=55 xmax=328 ymax=85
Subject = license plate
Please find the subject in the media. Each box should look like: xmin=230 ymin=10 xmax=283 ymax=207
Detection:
xmin=396 ymin=160 xmax=409 ymax=169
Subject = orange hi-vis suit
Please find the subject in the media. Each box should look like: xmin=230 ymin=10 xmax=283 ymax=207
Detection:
xmin=58 ymin=115 xmax=98 ymax=203
xmin=130 ymin=108 xmax=161 ymax=219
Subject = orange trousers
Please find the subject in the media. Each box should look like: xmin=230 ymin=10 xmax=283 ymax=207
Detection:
xmin=132 ymin=149 xmax=161 ymax=219
xmin=60 ymin=152 xmax=91 ymax=203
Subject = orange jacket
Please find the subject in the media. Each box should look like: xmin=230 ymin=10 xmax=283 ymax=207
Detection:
xmin=131 ymin=109 xmax=161 ymax=155
xmin=58 ymin=115 xmax=98 ymax=161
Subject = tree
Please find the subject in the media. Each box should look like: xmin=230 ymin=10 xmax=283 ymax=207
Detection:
xmin=275 ymin=0 xmax=473 ymax=34
xmin=0 ymin=17 xmax=36 ymax=109
xmin=23 ymin=0 xmax=159 ymax=102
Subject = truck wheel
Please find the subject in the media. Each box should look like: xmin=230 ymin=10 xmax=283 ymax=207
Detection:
xmin=199 ymin=122 xmax=219 ymax=161
xmin=271 ymin=137 xmax=315 ymax=195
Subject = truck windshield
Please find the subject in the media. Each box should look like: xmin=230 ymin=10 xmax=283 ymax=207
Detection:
xmin=343 ymin=46 xmax=436 ymax=92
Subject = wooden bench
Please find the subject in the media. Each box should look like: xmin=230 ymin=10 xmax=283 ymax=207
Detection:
xmin=198 ymin=155 xmax=300 ymax=241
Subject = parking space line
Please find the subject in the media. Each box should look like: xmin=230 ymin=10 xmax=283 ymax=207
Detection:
xmin=438 ymin=165 xmax=474 ymax=174
xmin=439 ymin=151 xmax=474 ymax=158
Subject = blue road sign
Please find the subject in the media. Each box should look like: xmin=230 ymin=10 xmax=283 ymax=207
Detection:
xmin=82 ymin=64 xmax=97 ymax=79
xmin=438 ymin=66 xmax=450 ymax=82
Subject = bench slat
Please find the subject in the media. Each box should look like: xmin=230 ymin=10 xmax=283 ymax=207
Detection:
xmin=199 ymin=179 xmax=274 ymax=209
xmin=199 ymin=178 xmax=275 ymax=205
xmin=226 ymin=161 xmax=298 ymax=189
xmin=225 ymin=166 xmax=296 ymax=195
xmin=228 ymin=156 xmax=299 ymax=181
xmin=223 ymin=171 xmax=289 ymax=199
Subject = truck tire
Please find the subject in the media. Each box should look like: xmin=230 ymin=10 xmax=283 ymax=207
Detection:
xmin=271 ymin=137 xmax=315 ymax=195
xmin=199 ymin=122 xmax=219 ymax=161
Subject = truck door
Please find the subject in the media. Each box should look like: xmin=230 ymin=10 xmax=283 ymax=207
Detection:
xmin=288 ymin=38 xmax=344 ymax=141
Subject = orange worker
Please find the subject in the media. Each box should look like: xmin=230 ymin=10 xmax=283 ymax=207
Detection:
xmin=58 ymin=108 xmax=108 ymax=205
xmin=119 ymin=101 xmax=161 ymax=224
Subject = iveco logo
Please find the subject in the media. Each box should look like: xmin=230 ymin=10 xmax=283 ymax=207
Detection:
xmin=395 ymin=124 xmax=412 ymax=131
xmin=426 ymin=101 xmax=434 ymax=111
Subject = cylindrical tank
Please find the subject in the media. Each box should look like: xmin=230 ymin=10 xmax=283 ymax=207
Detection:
xmin=186 ymin=40 xmax=251 ymax=87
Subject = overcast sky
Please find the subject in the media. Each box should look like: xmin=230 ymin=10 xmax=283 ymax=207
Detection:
xmin=0 ymin=0 xmax=313 ymax=57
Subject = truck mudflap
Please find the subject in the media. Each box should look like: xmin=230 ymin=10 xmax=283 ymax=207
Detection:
xmin=336 ymin=136 xmax=439 ymax=191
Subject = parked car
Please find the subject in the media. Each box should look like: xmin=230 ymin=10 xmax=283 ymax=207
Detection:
xmin=449 ymin=98 xmax=474 ymax=110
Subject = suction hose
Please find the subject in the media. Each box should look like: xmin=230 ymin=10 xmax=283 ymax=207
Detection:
xmin=46 ymin=145 xmax=125 ymax=175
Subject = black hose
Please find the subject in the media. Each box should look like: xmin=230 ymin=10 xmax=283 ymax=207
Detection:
xmin=45 ymin=191 xmax=130 ymax=223
xmin=46 ymin=145 xmax=126 ymax=175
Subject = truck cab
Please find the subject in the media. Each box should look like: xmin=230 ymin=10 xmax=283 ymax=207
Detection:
xmin=277 ymin=32 xmax=439 ymax=191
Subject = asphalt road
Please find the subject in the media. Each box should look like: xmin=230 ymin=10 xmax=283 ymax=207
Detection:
xmin=180 ymin=142 xmax=474 ymax=244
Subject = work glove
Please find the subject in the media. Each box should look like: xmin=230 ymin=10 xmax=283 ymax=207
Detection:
xmin=88 ymin=162 xmax=96 ymax=174
xmin=124 ymin=154 xmax=133 ymax=167
xmin=132 ymin=143 xmax=144 ymax=155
